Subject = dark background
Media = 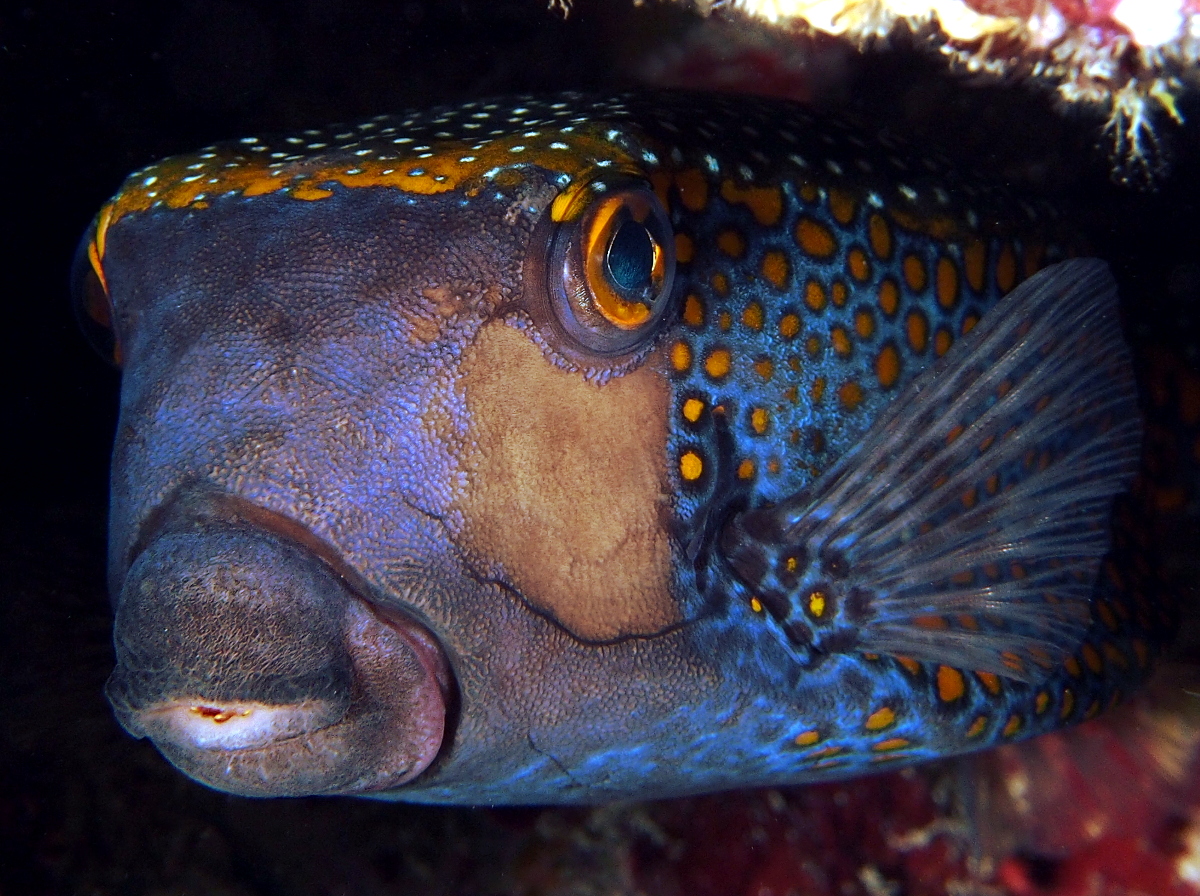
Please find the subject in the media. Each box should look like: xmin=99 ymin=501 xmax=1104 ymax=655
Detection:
xmin=3 ymin=1 xmax=1199 ymax=893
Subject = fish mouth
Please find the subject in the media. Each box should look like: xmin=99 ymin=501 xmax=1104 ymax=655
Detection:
xmin=106 ymin=489 xmax=454 ymax=797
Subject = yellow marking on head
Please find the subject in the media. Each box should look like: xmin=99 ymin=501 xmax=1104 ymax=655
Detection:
xmin=720 ymin=180 xmax=784 ymax=226
xmin=674 ymin=233 xmax=695 ymax=264
xmin=761 ymin=250 xmax=790 ymax=289
xmin=804 ymin=279 xmax=827 ymax=312
xmin=1002 ymin=715 xmax=1022 ymax=738
xmin=828 ymin=188 xmax=856 ymax=225
xmin=711 ymin=272 xmax=730 ymax=296
xmin=867 ymin=213 xmax=892 ymax=260
xmin=753 ymin=357 xmax=774 ymax=381
xmin=680 ymin=451 xmax=704 ymax=481
xmin=995 ymin=242 xmax=1018 ymax=293
xmin=872 ymin=737 xmax=910 ymax=752
xmin=737 ymin=458 xmax=756 ymax=480
xmin=674 ymin=169 xmax=709 ymax=212
xmin=750 ymin=407 xmax=770 ymax=435
xmin=1035 ymin=691 xmax=1051 ymax=714
xmin=750 ymin=596 xmax=764 ymax=613
xmin=807 ymin=590 xmax=826 ymax=617
xmin=795 ymin=217 xmax=837 ymax=259
xmin=864 ymin=706 xmax=895 ymax=730
xmin=779 ymin=312 xmax=801 ymax=339
xmin=671 ymin=340 xmax=692 ymax=372
xmin=936 ymin=256 xmax=959 ymax=309
xmin=964 ymin=238 xmax=986 ymax=293
xmin=742 ymin=302 xmax=764 ymax=331
xmin=1060 ymin=689 xmax=1075 ymax=718
xmin=906 ymin=310 xmax=928 ymax=353
xmin=877 ymin=277 xmax=899 ymax=316
xmin=704 ymin=347 xmax=732 ymax=379
xmin=854 ymin=308 xmax=875 ymax=339
xmin=966 ymin=716 xmax=988 ymax=738
xmin=682 ymin=398 xmax=705 ymax=423
xmin=934 ymin=326 xmax=953 ymax=357
xmin=794 ymin=730 xmax=821 ymax=747
xmin=896 ymin=655 xmax=921 ymax=676
xmin=831 ymin=326 xmax=852 ymax=357
xmin=937 ymin=666 xmax=965 ymax=702
xmin=975 ymin=671 xmax=1002 ymax=696
xmin=847 ymin=246 xmax=870 ymax=282
xmin=717 ymin=229 xmax=746 ymax=258
xmin=876 ymin=343 xmax=900 ymax=389
xmin=683 ymin=294 xmax=705 ymax=328
xmin=1081 ymin=643 xmax=1103 ymax=675
xmin=903 ymin=254 xmax=927 ymax=293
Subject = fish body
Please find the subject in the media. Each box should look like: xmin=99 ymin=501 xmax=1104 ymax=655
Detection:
xmin=75 ymin=92 xmax=1168 ymax=803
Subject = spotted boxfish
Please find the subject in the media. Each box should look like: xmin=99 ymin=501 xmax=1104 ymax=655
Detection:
xmin=73 ymin=91 xmax=1171 ymax=803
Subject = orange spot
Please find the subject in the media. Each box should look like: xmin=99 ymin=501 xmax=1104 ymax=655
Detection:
xmin=1060 ymin=688 xmax=1075 ymax=719
xmin=649 ymin=172 xmax=672 ymax=209
xmin=753 ymin=357 xmax=774 ymax=380
xmin=741 ymin=302 xmax=764 ymax=331
xmin=1064 ymin=655 xmax=1082 ymax=678
xmin=906 ymin=310 xmax=928 ymax=353
xmin=854 ymin=308 xmax=875 ymax=339
xmin=704 ymin=347 xmax=732 ymax=379
xmin=683 ymin=294 xmax=705 ymax=328
xmin=828 ymin=188 xmax=857 ymax=225
xmin=671 ymin=341 xmax=692 ymax=372
xmin=1035 ymin=691 xmax=1050 ymax=714
xmin=1002 ymin=715 xmax=1022 ymax=737
xmin=805 ymin=279 xmax=827 ymax=312
xmin=1103 ymin=643 xmax=1129 ymax=670
xmin=674 ymin=169 xmax=708 ymax=212
xmin=1081 ymin=642 xmax=1104 ymax=675
xmin=1023 ymin=242 xmax=1045 ymax=278
xmin=794 ymin=730 xmax=821 ymax=747
xmin=934 ymin=327 xmax=953 ymax=357
xmin=976 ymin=671 xmax=1002 ymax=696
xmin=674 ymin=233 xmax=694 ymax=263
xmin=915 ymin=615 xmax=949 ymax=630
xmin=996 ymin=242 xmax=1017 ymax=293
xmin=680 ymin=451 xmax=703 ymax=481
xmin=961 ymin=312 xmax=979 ymax=335
xmin=831 ymin=326 xmax=852 ymax=357
xmin=1097 ymin=601 xmax=1120 ymax=633
xmin=903 ymin=254 xmax=927 ymax=292
xmin=896 ymin=656 xmax=922 ymax=676
xmin=799 ymin=181 xmax=819 ymax=203
xmin=937 ymin=666 xmax=965 ymax=702
xmin=719 ymin=311 xmax=732 ymax=331
xmin=811 ymin=377 xmax=826 ymax=403
xmin=805 ymin=335 xmax=821 ymax=357
xmin=878 ymin=277 xmax=900 ymax=316
xmin=847 ymin=247 xmax=870 ymax=282
xmin=720 ymin=180 xmax=784 ymax=226
xmin=865 ymin=706 xmax=895 ymax=730
xmin=761 ymin=250 xmax=790 ymax=289
xmin=838 ymin=380 xmax=864 ymax=410
xmin=936 ymin=256 xmax=959 ymax=309
xmin=872 ymin=737 xmax=910 ymax=752
xmin=1133 ymin=639 xmax=1149 ymax=668
xmin=750 ymin=407 xmax=769 ymax=435
xmin=876 ymin=343 xmax=901 ymax=389
xmin=831 ymin=281 xmax=848 ymax=306
xmin=868 ymin=213 xmax=892 ymax=260
xmin=681 ymin=398 xmax=704 ymax=423
xmin=964 ymin=238 xmax=986 ymax=293
xmin=780 ymin=313 xmax=801 ymax=339
xmin=966 ymin=716 xmax=988 ymax=738
xmin=1084 ymin=699 xmax=1101 ymax=719
xmin=796 ymin=217 xmax=837 ymax=259
xmin=737 ymin=458 xmax=756 ymax=479
xmin=711 ymin=272 xmax=729 ymax=296
xmin=717 ymin=229 xmax=746 ymax=258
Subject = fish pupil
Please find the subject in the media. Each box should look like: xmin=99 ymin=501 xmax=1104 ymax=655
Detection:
xmin=606 ymin=219 xmax=654 ymax=295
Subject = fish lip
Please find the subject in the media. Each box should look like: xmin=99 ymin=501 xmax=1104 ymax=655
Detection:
xmin=109 ymin=484 xmax=457 ymax=796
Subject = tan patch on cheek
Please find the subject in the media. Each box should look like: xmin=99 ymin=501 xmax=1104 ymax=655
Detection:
xmin=454 ymin=322 xmax=678 ymax=640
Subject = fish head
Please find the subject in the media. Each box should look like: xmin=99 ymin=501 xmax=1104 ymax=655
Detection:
xmin=74 ymin=99 xmax=706 ymax=800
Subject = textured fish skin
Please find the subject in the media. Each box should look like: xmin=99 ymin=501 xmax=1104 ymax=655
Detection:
xmin=75 ymin=92 xmax=1170 ymax=803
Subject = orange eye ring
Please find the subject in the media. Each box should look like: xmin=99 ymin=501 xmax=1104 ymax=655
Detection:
xmin=545 ymin=180 xmax=676 ymax=357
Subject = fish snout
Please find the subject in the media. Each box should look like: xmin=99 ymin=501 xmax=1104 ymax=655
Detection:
xmin=106 ymin=520 xmax=450 ymax=797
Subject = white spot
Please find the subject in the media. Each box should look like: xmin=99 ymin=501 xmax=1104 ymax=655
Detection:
xmin=826 ymin=159 xmax=844 ymax=176
xmin=899 ymin=184 xmax=918 ymax=201
xmin=509 ymin=145 xmax=526 ymax=153
xmin=142 ymin=175 xmax=158 ymax=187
xmin=459 ymin=155 xmax=477 ymax=163
xmin=239 ymin=137 xmax=259 ymax=144
xmin=1112 ymin=0 xmax=1183 ymax=47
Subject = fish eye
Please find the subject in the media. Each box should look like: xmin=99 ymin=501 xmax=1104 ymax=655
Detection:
xmin=70 ymin=228 xmax=122 ymax=367
xmin=545 ymin=182 xmax=675 ymax=357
